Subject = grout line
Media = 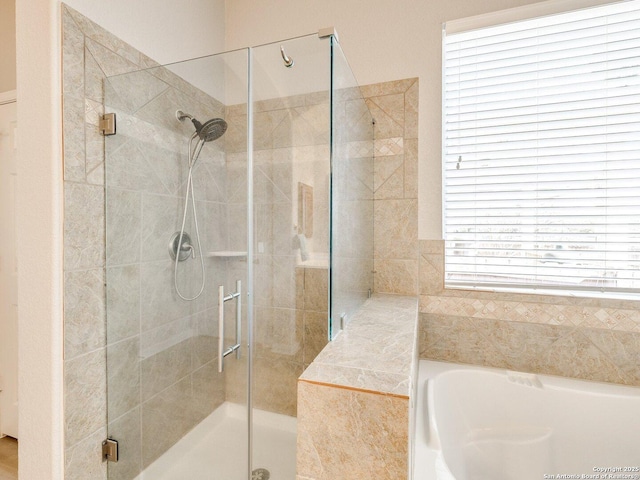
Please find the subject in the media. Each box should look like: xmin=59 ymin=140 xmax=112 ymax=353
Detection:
xmin=298 ymin=378 xmax=409 ymax=400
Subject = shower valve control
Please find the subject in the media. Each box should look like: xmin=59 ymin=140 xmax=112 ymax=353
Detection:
xmin=169 ymin=232 xmax=194 ymax=262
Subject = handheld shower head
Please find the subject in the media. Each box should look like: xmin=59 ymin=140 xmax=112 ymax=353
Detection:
xmin=176 ymin=110 xmax=228 ymax=142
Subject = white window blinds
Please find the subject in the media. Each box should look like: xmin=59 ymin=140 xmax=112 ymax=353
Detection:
xmin=443 ymin=0 xmax=640 ymax=296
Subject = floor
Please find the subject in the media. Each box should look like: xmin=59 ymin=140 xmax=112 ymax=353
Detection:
xmin=0 ymin=437 xmax=18 ymax=480
xmin=136 ymin=403 xmax=297 ymax=480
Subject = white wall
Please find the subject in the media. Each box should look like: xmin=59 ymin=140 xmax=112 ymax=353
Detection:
xmin=225 ymin=0 xmax=548 ymax=239
xmin=63 ymin=0 xmax=225 ymax=64
xmin=15 ymin=0 xmax=64 ymax=477
xmin=0 ymin=0 xmax=16 ymax=92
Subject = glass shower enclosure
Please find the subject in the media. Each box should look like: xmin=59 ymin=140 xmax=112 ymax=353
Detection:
xmin=103 ymin=31 xmax=373 ymax=480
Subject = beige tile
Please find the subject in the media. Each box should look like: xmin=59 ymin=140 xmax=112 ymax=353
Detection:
xmin=254 ymin=307 xmax=303 ymax=362
xmin=107 ymin=407 xmax=142 ymax=480
xmin=85 ymin=37 xmax=140 ymax=78
xmin=374 ymin=198 xmax=418 ymax=260
xmin=374 ymin=259 xmax=418 ymax=296
xmin=141 ymin=377 xmax=196 ymax=468
xmin=544 ymin=329 xmax=628 ymax=384
xmin=303 ymin=268 xmax=329 ymax=312
xmin=374 ymin=155 xmax=404 ymax=200
xmin=85 ymin=123 xmax=104 ymax=186
xmin=366 ymin=97 xmax=404 ymax=140
xmin=420 ymin=314 xmax=506 ymax=367
xmin=192 ymin=361 xmax=225 ymax=423
xmin=419 ymin=252 xmax=443 ymax=295
xmin=63 ymin=95 xmax=86 ymax=182
xmin=64 ymin=349 xmax=107 ymax=448
xmin=297 ymin=382 xmax=408 ymax=480
xmin=253 ymin=354 xmax=304 ymax=416
xmin=404 ymin=80 xmax=418 ymax=140
xmin=106 ymin=265 xmax=140 ymax=344
xmin=64 ymin=268 xmax=106 ymax=359
xmin=64 ymin=427 xmax=107 ymax=480
xmin=107 ymin=337 xmax=140 ymax=421
xmin=404 ymin=138 xmax=418 ymax=199
xmin=64 ymin=182 xmax=105 ymax=270
xmin=374 ymin=137 xmax=404 ymax=157
xmin=583 ymin=328 xmax=640 ymax=385
xmin=359 ymin=78 xmax=417 ymax=98
xmin=65 ymin=6 xmax=141 ymax=67
xmin=303 ymin=310 xmax=328 ymax=364
xmin=62 ymin=7 xmax=85 ymax=102
xmin=141 ymin=339 xmax=192 ymax=402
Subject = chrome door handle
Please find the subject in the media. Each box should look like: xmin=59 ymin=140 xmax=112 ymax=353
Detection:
xmin=218 ymin=280 xmax=242 ymax=373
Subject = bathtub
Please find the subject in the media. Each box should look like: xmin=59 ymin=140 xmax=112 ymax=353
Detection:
xmin=414 ymin=360 xmax=640 ymax=480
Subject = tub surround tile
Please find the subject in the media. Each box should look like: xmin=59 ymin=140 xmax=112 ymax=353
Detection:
xmin=297 ymin=377 xmax=409 ymax=480
xmin=298 ymin=294 xmax=417 ymax=478
xmin=301 ymin=294 xmax=418 ymax=398
xmin=301 ymin=363 xmax=410 ymax=397
xmin=421 ymin=313 xmax=640 ymax=387
xmin=421 ymin=291 xmax=640 ymax=333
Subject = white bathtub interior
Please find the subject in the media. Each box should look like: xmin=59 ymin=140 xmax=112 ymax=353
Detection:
xmin=135 ymin=403 xmax=296 ymax=480
xmin=415 ymin=360 xmax=640 ymax=480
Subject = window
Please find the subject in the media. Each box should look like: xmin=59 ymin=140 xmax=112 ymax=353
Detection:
xmin=443 ymin=0 xmax=640 ymax=297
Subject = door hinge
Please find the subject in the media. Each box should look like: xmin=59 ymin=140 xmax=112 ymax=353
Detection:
xmin=99 ymin=113 xmax=116 ymax=136
xmin=102 ymin=438 xmax=119 ymax=463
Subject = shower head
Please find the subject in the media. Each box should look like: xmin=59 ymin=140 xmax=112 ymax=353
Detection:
xmin=193 ymin=117 xmax=227 ymax=142
xmin=176 ymin=110 xmax=227 ymax=142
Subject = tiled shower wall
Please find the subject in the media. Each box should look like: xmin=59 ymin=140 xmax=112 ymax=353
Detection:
xmin=361 ymin=77 xmax=640 ymax=387
xmin=62 ymin=5 xmax=231 ymax=478
xmin=362 ymin=79 xmax=420 ymax=297
xmin=62 ymin=6 xmax=335 ymax=477
xmin=223 ymin=96 xmax=332 ymax=416
xmin=104 ymin=59 xmax=231 ymax=478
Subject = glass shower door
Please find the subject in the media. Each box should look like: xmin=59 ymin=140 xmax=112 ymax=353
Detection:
xmin=104 ymin=48 xmax=250 ymax=480
xmin=249 ymin=34 xmax=332 ymax=478
xmin=330 ymin=37 xmax=375 ymax=338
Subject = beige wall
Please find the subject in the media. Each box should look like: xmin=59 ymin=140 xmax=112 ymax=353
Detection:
xmin=225 ymin=0 xmax=552 ymax=239
xmin=63 ymin=0 xmax=225 ymax=64
xmin=0 ymin=0 xmax=16 ymax=92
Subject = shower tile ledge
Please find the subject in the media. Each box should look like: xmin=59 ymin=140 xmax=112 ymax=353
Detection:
xmin=299 ymin=294 xmax=418 ymax=397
